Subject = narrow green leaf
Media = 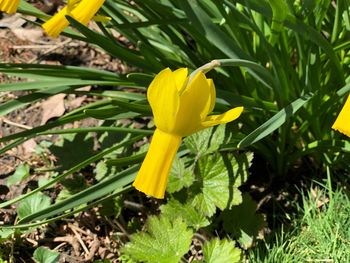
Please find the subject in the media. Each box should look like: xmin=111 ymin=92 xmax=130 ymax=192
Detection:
xmin=0 ymin=135 xmax=144 ymax=209
xmin=18 ymin=165 xmax=137 ymax=224
xmin=0 ymin=86 xmax=72 ymax=116
xmin=66 ymin=16 xmax=148 ymax=69
xmin=238 ymin=92 xmax=314 ymax=148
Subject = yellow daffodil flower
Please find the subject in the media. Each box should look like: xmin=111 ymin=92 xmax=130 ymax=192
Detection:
xmin=0 ymin=0 xmax=20 ymax=14
xmin=42 ymin=0 xmax=105 ymax=38
xmin=133 ymin=68 xmax=244 ymax=199
xmin=332 ymin=94 xmax=350 ymax=137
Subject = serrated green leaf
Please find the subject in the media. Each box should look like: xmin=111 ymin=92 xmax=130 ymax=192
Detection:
xmin=33 ymin=246 xmax=60 ymax=263
xmin=6 ymin=164 xmax=30 ymax=187
xmin=184 ymin=125 xmax=226 ymax=157
xmin=203 ymin=238 xmax=242 ymax=263
xmin=122 ymin=216 xmax=193 ymax=263
xmin=17 ymin=192 xmax=51 ymax=220
xmin=160 ymin=199 xmax=209 ymax=230
xmin=167 ymin=157 xmax=194 ymax=193
xmin=190 ymin=153 xmax=253 ymax=217
xmin=222 ymin=193 xmax=266 ymax=249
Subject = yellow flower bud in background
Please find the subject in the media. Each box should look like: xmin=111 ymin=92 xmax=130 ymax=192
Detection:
xmin=0 ymin=0 xmax=20 ymax=14
xmin=42 ymin=0 xmax=105 ymax=38
xmin=332 ymin=94 xmax=350 ymax=137
xmin=133 ymin=68 xmax=243 ymax=199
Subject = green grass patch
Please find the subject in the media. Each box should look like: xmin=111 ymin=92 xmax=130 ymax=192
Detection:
xmin=249 ymin=184 xmax=350 ymax=262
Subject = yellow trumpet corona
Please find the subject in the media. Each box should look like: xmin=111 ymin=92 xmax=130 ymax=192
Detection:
xmin=332 ymin=94 xmax=350 ymax=137
xmin=42 ymin=0 xmax=105 ymax=38
xmin=0 ymin=0 xmax=20 ymax=14
xmin=133 ymin=68 xmax=243 ymax=199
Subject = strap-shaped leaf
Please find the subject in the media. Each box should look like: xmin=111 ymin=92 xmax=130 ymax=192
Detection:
xmin=238 ymin=92 xmax=314 ymax=148
xmin=18 ymin=165 xmax=138 ymax=224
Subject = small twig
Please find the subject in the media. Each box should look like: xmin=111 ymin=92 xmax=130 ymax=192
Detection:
xmin=113 ymin=219 xmax=130 ymax=239
xmin=69 ymin=223 xmax=90 ymax=237
xmin=12 ymin=44 xmax=59 ymax=49
xmin=0 ymin=117 xmax=32 ymax=130
xmin=70 ymin=227 xmax=90 ymax=256
xmin=54 ymin=242 xmax=67 ymax=251
xmin=123 ymin=200 xmax=145 ymax=211
xmin=25 ymin=237 xmax=38 ymax=247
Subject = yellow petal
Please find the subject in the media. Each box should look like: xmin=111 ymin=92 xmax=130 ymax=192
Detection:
xmin=147 ymin=68 xmax=179 ymax=132
xmin=332 ymin=95 xmax=350 ymax=137
xmin=201 ymin=107 xmax=244 ymax=128
xmin=70 ymin=0 xmax=105 ymax=26
xmin=173 ymin=68 xmax=188 ymax=91
xmin=133 ymin=129 xmax=182 ymax=199
xmin=92 ymin=15 xmax=111 ymax=22
xmin=173 ymin=71 xmax=211 ymax=136
xmin=42 ymin=7 xmax=70 ymax=38
xmin=0 ymin=0 xmax=20 ymax=14
xmin=206 ymin=78 xmax=216 ymax=115
xmin=67 ymin=0 xmax=80 ymax=11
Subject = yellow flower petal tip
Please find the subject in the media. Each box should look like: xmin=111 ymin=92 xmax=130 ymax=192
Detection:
xmin=332 ymin=95 xmax=350 ymax=137
xmin=42 ymin=0 xmax=106 ymax=38
xmin=42 ymin=7 xmax=69 ymax=38
xmin=0 ymin=0 xmax=20 ymax=14
xmin=133 ymin=67 xmax=243 ymax=199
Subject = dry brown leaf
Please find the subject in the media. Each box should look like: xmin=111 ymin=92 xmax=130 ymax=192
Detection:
xmin=69 ymin=96 xmax=86 ymax=110
xmin=12 ymin=28 xmax=44 ymax=42
xmin=41 ymin=94 xmax=66 ymax=125
xmin=0 ymin=14 xmax=26 ymax=29
xmin=21 ymin=139 xmax=37 ymax=154
xmin=76 ymin=86 xmax=91 ymax=92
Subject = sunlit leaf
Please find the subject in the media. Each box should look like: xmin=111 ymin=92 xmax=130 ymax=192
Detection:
xmin=122 ymin=216 xmax=193 ymax=263
xmin=190 ymin=153 xmax=253 ymax=216
xmin=203 ymin=238 xmax=242 ymax=263
xmin=160 ymin=199 xmax=209 ymax=230
xmin=17 ymin=192 xmax=51 ymax=220
xmin=33 ymin=247 xmax=60 ymax=263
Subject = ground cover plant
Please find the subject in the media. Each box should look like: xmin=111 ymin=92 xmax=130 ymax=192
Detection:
xmin=0 ymin=0 xmax=350 ymax=262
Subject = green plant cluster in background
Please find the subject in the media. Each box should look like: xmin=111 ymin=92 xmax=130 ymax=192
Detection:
xmin=0 ymin=0 xmax=350 ymax=262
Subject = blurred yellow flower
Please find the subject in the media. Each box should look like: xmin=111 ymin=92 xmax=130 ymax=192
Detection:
xmin=0 ymin=0 xmax=20 ymax=14
xmin=332 ymin=94 xmax=350 ymax=137
xmin=133 ymin=68 xmax=243 ymax=199
xmin=42 ymin=0 xmax=105 ymax=38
